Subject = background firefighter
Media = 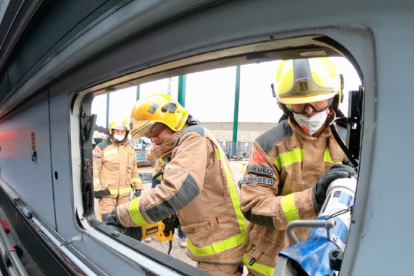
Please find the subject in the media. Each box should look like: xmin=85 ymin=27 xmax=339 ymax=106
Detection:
xmin=93 ymin=119 xmax=143 ymax=221
xmin=240 ymin=57 xmax=356 ymax=276
xmin=106 ymin=94 xmax=246 ymax=276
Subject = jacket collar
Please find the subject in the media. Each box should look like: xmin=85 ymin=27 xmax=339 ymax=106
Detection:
xmin=146 ymin=128 xmax=184 ymax=159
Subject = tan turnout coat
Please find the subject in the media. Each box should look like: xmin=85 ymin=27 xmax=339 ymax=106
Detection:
xmin=240 ymin=116 xmax=345 ymax=276
xmin=116 ymin=125 xmax=246 ymax=264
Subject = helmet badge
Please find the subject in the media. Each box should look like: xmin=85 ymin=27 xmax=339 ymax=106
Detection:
xmin=299 ymin=80 xmax=308 ymax=92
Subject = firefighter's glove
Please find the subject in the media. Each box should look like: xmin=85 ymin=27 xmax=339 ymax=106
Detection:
xmin=106 ymin=209 xmax=121 ymax=227
xmin=162 ymin=215 xmax=180 ymax=237
xmin=94 ymin=189 xmax=110 ymax=199
xmin=133 ymin=189 xmax=142 ymax=198
xmin=313 ymin=164 xmax=356 ymax=211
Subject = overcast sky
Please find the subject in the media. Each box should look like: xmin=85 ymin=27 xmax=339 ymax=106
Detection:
xmin=92 ymin=57 xmax=361 ymax=127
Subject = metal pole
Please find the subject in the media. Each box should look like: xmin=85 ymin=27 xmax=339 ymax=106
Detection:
xmin=0 ymin=219 xmax=28 ymax=276
xmin=178 ymin=75 xmax=186 ymax=107
xmin=136 ymin=84 xmax=140 ymax=101
xmin=232 ymin=66 xmax=241 ymax=157
xmin=106 ymin=93 xmax=110 ymax=128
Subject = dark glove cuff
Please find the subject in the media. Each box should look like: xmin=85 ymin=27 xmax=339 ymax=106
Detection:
xmin=311 ymin=185 xmax=322 ymax=215
xmin=94 ymin=189 xmax=109 ymax=199
xmin=134 ymin=189 xmax=142 ymax=197
xmin=106 ymin=209 xmax=120 ymax=227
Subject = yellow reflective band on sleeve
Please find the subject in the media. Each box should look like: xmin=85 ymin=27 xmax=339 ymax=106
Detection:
xmin=281 ymin=193 xmax=300 ymax=223
xmin=94 ymin=179 xmax=100 ymax=185
xmin=157 ymin=158 xmax=164 ymax=164
xmin=129 ymin=198 xmax=148 ymax=226
xmin=324 ymin=149 xmax=342 ymax=164
xmin=187 ymin=232 xmax=246 ymax=256
xmin=243 ymin=255 xmax=275 ymax=276
xmin=274 ymin=149 xmax=304 ymax=171
xmin=131 ymin=177 xmax=139 ymax=183
xmin=108 ymin=187 xmax=132 ymax=195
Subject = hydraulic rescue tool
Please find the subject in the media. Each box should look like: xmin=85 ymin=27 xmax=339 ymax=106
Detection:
xmin=274 ymin=176 xmax=357 ymax=276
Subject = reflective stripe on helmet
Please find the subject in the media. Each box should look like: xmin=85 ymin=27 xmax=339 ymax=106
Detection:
xmin=281 ymin=193 xmax=300 ymax=223
xmin=129 ymin=198 xmax=149 ymax=226
xmin=243 ymin=255 xmax=275 ymax=276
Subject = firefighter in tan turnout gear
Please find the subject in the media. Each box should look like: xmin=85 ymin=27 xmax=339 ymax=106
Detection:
xmin=93 ymin=119 xmax=143 ymax=221
xmin=240 ymin=58 xmax=356 ymax=276
xmin=107 ymin=94 xmax=246 ymax=276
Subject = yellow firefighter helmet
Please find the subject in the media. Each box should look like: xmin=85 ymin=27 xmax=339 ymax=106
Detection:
xmin=130 ymin=94 xmax=189 ymax=143
xmin=109 ymin=118 xmax=130 ymax=134
xmin=275 ymin=57 xmax=343 ymax=111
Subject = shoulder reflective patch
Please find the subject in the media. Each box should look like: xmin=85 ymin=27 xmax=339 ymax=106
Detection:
xmin=93 ymin=146 xmax=102 ymax=154
xmin=240 ymin=176 xmax=274 ymax=186
xmin=247 ymin=165 xmax=273 ymax=176
xmin=251 ymin=150 xmax=265 ymax=165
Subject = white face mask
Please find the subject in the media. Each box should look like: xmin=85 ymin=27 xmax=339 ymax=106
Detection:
xmin=113 ymin=134 xmax=126 ymax=142
xmin=293 ymin=110 xmax=329 ymax=136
